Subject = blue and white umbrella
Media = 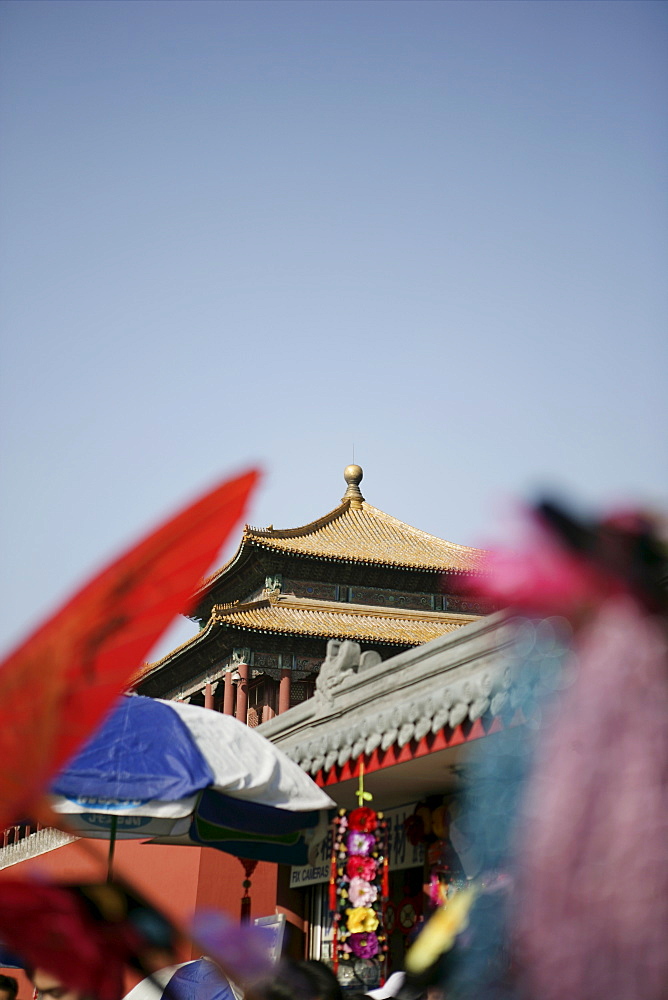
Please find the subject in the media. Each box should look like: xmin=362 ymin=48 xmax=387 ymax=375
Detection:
xmin=123 ymin=959 xmax=240 ymax=1000
xmin=50 ymin=695 xmax=334 ymax=865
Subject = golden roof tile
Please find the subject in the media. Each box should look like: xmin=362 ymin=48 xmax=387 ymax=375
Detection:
xmin=242 ymin=500 xmax=484 ymax=572
xmin=198 ymin=467 xmax=485 ymax=596
xmin=209 ymin=593 xmax=476 ymax=646
xmin=137 ymin=593 xmax=479 ymax=683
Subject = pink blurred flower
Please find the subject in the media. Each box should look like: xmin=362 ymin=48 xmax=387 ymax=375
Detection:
xmin=349 ymin=876 xmax=378 ymax=907
xmin=473 ymin=513 xmax=621 ymax=619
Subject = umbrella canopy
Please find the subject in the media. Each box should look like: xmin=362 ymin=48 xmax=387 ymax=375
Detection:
xmin=123 ymin=959 xmax=240 ymax=1000
xmin=50 ymin=695 xmax=335 ymax=865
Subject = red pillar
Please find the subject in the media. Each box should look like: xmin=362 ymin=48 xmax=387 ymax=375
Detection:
xmin=279 ymin=668 xmax=291 ymax=715
xmin=223 ymin=670 xmax=235 ymax=716
xmin=262 ymin=704 xmax=275 ymax=723
xmin=235 ymin=662 xmax=249 ymax=725
xmin=204 ymin=682 xmax=214 ymax=710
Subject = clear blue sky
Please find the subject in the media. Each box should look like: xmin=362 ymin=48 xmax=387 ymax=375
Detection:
xmin=1 ymin=0 xmax=666 ymax=657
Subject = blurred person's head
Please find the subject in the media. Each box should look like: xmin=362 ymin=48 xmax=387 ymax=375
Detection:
xmin=0 ymin=975 xmax=18 ymax=1000
xmin=29 ymin=970 xmax=80 ymax=1000
xmin=296 ymin=961 xmax=342 ymax=1000
xmin=258 ymin=959 xmax=342 ymax=1000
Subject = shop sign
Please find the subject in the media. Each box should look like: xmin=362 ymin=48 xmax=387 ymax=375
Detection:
xmin=290 ymin=802 xmax=425 ymax=888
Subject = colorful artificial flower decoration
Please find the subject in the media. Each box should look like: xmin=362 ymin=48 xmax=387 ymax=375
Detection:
xmin=349 ymin=931 xmax=380 ymax=959
xmin=346 ymin=906 xmax=379 ymax=934
xmin=348 ymin=807 xmax=378 ymax=833
xmin=349 ymin=876 xmax=378 ymax=908
xmin=330 ymin=804 xmax=389 ymax=975
xmin=346 ymin=830 xmax=375 ymax=856
xmin=346 ymin=855 xmax=377 ymax=881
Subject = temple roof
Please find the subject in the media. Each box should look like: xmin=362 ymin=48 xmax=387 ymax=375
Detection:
xmin=199 ymin=466 xmax=485 ymax=598
xmin=242 ymin=503 xmax=482 ymax=571
xmin=140 ymin=592 xmax=476 ymax=681
xmin=211 ymin=593 xmax=475 ymax=645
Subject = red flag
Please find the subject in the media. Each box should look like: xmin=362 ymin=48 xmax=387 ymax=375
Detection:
xmin=0 ymin=469 xmax=260 ymax=828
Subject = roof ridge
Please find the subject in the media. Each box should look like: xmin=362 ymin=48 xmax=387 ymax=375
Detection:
xmin=245 ymin=500 xmax=351 ymax=539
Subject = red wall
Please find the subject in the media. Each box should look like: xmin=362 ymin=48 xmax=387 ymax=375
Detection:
xmin=0 ymin=837 xmax=285 ymax=979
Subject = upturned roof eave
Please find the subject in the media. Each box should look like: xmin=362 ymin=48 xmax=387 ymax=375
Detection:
xmin=141 ymin=594 xmax=476 ymax=675
xmin=193 ymin=500 xmax=355 ymax=598
xmin=135 ymin=619 xmax=217 ymax=678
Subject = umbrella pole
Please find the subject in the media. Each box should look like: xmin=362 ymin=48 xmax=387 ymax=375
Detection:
xmin=107 ymin=816 xmax=117 ymax=882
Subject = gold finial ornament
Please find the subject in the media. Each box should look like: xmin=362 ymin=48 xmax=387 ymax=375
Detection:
xmin=342 ymin=464 xmax=365 ymax=508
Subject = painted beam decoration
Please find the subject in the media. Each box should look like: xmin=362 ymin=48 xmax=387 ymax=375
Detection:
xmin=329 ymin=800 xmax=389 ymax=973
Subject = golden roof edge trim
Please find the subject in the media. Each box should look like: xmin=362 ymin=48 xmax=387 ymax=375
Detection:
xmin=194 ymin=502 xmax=355 ymax=594
xmin=213 ymin=592 xmax=479 ymax=624
xmin=137 ymin=621 xmax=215 ymax=675
xmin=245 ymin=500 xmax=352 ymax=539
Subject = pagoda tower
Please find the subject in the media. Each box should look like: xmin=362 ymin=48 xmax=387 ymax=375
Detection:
xmin=137 ymin=466 xmax=490 ymax=722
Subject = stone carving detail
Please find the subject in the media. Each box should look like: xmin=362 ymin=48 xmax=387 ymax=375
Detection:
xmin=469 ymin=696 xmax=490 ymax=721
xmin=398 ymin=723 xmax=415 ymax=747
xmin=312 ymin=641 xmax=383 ymax=708
xmin=314 ymin=639 xmax=363 ymax=706
xmin=448 ymin=702 xmax=469 ymax=729
xmin=490 ymin=691 xmax=509 ymax=715
xmin=310 ymin=738 xmax=326 ymax=774
xmin=431 ymin=707 xmax=450 ymax=734
xmin=414 ymin=715 xmax=432 ymax=741
xmin=277 ymin=615 xmax=529 ymax=779
xmin=359 ymin=649 xmax=382 ymax=671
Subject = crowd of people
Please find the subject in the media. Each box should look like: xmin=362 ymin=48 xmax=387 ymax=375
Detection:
xmin=6 ymin=962 xmax=441 ymax=1000
xmin=255 ymin=960 xmax=441 ymax=1000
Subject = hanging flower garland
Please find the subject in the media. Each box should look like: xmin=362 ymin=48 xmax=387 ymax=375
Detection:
xmin=330 ymin=803 xmax=389 ymax=971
